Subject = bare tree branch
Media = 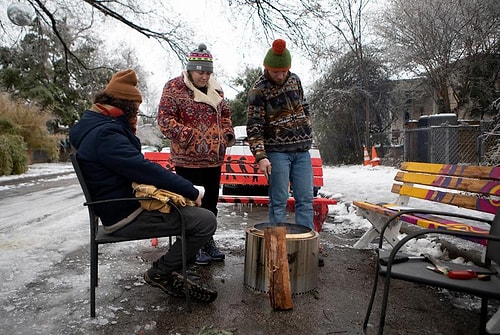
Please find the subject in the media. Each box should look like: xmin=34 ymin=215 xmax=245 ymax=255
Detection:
xmin=378 ymin=0 xmax=499 ymax=116
xmin=10 ymin=0 xmax=195 ymax=70
xmin=82 ymin=0 xmax=189 ymax=61
xmin=31 ymin=0 xmax=84 ymax=70
xmin=228 ymin=0 xmax=329 ymax=57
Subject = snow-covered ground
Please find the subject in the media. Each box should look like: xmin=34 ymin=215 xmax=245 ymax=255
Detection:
xmin=0 ymin=161 xmax=496 ymax=333
xmin=0 ymin=161 xmax=490 ymax=273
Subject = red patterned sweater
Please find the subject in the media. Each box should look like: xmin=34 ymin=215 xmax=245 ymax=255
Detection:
xmin=157 ymin=71 xmax=235 ymax=168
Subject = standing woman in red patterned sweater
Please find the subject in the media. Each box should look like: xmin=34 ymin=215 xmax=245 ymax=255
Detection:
xmin=157 ymin=44 xmax=235 ymax=265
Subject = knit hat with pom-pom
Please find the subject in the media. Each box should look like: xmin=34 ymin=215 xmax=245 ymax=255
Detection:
xmin=186 ymin=43 xmax=214 ymax=73
xmin=263 ymin=39 xmax=291 ymax=71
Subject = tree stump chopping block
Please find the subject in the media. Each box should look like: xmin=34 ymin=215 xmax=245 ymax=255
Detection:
xmin=264 ymin=226 xmax=293 ymax=310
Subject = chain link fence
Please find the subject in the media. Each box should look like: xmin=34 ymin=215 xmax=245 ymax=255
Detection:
xmin=403 ymin=121 xmax=496 ymax=165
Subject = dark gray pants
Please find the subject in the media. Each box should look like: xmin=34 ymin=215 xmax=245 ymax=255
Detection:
xmin=111 ymin=206 xmax=217 ymax=273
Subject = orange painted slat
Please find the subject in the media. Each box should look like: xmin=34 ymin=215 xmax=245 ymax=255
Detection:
xmin=314 ymin=176 xmax=324 ymax=187
xmin=312 ymin=166 xmax=323 ymax=176
xmin=222 ymin=163 xmax=258 ymax=174
xmin=221 ymin=174 xmax=267 ymax=185
xmin=144 ymin=152 xmax=170 ymax=160
xmin=311 ymin=157 xmax=323 ymax=167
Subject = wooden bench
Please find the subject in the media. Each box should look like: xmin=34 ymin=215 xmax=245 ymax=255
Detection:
xmin=220 ymin=154 xmax=325 ymax=195
xmin=353 ymin=162 xmax=499 ymax=249
xmin=144 ymin=152 xmax=337 ymax=232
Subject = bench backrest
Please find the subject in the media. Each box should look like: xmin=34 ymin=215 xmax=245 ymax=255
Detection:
xmin=144 ymin=151 xmax=325 ymax=188
xmin=392 ymin=162 xmax=500 ymax=214
xmin=143 ymin=152 xmax=175 ymax=171
xmin=221 ymin=154 xmax=324 ymax=187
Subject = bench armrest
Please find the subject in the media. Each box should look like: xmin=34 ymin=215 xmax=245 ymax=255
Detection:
xmin=378 ymin=209 xmax=492 ymax=249
xmin=84 ymin=197 xmax=152 ymax=206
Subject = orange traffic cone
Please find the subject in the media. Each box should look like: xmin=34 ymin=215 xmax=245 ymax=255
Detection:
xmin=363 ymin=145 xmax=371 ymax=166
xmin=371 ymin=146 xmax=380 ymax=167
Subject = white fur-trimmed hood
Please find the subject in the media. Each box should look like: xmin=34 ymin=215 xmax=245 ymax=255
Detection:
xmin=182 ymin=71 xmax=223 ymax=110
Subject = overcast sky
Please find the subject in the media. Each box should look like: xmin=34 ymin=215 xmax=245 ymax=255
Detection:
xmin=1 ymin=1 xmax=386 ymax=111
xmin=110 ymin=1 xmax=314 ymax=105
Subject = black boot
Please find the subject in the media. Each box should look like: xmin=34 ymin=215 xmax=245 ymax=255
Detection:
xmin=202 ymin=238 xmax=225 ymax=261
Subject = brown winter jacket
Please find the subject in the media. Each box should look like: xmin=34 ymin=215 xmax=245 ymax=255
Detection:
xmin=157 ymin=71 xmax=235 ymax=168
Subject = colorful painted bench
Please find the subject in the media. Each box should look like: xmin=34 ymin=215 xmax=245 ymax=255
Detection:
xmin=220 ymin=154 xmax=325 ymax=196
xmin=353 ymin=162 xmax=499 ymax=249
xmin=144 ymin=151 xmax=337 ymax=232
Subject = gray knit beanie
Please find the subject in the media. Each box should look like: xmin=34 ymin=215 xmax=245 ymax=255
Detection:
xmin=186 ymin=43 xmax=213 ymax=73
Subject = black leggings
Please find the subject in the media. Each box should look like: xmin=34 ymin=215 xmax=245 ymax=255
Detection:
xmin=175 ymin=166 xmax=221 ymax=217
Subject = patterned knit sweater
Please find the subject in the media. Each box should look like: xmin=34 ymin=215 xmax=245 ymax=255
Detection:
xmin=247 ymin=72 xmax=312 ymax=163
xmin=158 ymin=71 xmax=234 ymax=168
